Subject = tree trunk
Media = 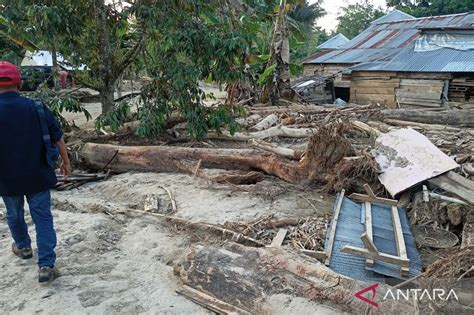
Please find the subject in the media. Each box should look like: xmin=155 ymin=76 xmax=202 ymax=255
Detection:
xmin=382 ymin=109 xmax=474 ymax=127
xmin=176 ymin=243 xmax=414 ymax=314
xmin=51 ymin=45 xmax=59 ymax=90
xmin=260 ymin=0 xmax=292 ymax=104
xmin=99 ymin=83 xmax=115 ymax=115
xmin=94 ymin=0 xmax=115 ymax=115
xmin=80 ymin=123 xmax=374 ymax=190
xmin=81 ymin=143 xmax=310 ymax=183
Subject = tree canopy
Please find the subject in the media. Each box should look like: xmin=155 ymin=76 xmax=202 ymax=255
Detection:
xmin=0 ymin=0 xmax=328 ymax=138
xmin=336 ymin=0 xmax=385 ymax=40
xmin=387 ymin=0 xmax=474 ymax=17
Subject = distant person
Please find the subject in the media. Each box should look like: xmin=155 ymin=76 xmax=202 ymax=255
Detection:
xmin=0 ymin=61 xmax=71 ymax=283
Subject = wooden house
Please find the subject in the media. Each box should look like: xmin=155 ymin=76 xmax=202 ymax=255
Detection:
xmin=302 ymin=10 xmax=474 ymax=108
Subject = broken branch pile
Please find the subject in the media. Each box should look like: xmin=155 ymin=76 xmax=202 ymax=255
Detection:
xmin=224 ymin=214 xmax=329 ymax=251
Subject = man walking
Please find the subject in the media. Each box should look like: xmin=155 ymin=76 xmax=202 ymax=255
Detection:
xmin=0 ymin=61 xmax=71 ymax=283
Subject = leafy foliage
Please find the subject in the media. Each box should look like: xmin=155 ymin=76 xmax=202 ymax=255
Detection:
xmin=1 ymin=0 xmax=328 ymax=139
xmin=337 ymin=0 xmax=385 ymax=39
xmin=26 ymin=84 xmax=92 ymax=131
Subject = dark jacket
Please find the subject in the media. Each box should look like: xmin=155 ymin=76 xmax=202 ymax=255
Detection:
xmin=0 ymin=91 xmax=63 ymax=196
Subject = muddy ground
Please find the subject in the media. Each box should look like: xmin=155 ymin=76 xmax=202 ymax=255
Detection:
xmin=0 ymin=172 xmax=342 ymax=314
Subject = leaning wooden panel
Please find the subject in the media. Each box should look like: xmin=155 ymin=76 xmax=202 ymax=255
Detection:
xmin=325 ymin=190 xmax=345 ymax=266
xmin=340 ymin=245 xmax=410 ymax=268
xmin=365 ymin=202 xmax=374 ymax=267
xmin=391 ymin=206 xmax=409 ymax=277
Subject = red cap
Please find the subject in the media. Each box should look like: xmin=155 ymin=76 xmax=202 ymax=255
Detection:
xmin=0 ymin=61 xmax=21 ymax=86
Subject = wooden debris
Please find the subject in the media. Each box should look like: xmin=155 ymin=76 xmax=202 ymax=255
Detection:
xmin=176 ymin=285 xmax=250 ymax=315
xmin=348 ymin=184 xmax=398 ymax=206
xmin=269 ymin=229 xmax=288 ymax=248
xmin=176 ymin=243 xmax=413 ymax=314
xmin=250 ymin=139 xmax=303 ymax=160
xmin=428 ymin=171 xmax=474 ymax=204
xmin=351 ymin=120 xmax=382 ymax=137
xmin=250 ymin=114 xmax=279 ymax=131
xmin=341 ymin=243 xmax=410 ymax=268
xmin=299 ymin=249 xmax=327 ymax=261
xmin=364 ymin=202 xmax=374 ymax=267
xmin=382 ymin=109 xmax=474 ymax=127
xmin=391 ymin=206 xmax=409 ymax=277
xmin=122 ymin=209 xmax=266 ymax=247
xmin=325 ymin=190 xmax=345 ymax=265
xmin=55 ymin=172 xmax=109 ymax=191
xmin=81 ymin=122 xmax=361 ymax=188
xmin=461 ymin=212 xmax=474 ymax=249
xmin=208 ymin=124 xmax=315 ymax=141
xmin=159 ymin=185 xmax=177 ymax=213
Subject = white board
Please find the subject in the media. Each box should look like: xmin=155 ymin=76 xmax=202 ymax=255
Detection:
xmin=372 ymin=128 xmax=458 ymax=197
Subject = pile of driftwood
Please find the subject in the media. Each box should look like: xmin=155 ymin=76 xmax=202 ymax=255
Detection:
xmin=55 ymin=172 xmax=109 ymax=191
xmin=224 ymin=214 xmax=329 ymax=251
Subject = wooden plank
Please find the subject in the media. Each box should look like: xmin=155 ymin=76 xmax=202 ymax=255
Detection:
xmin=352 ymin=71 xmax=397 ymax=77
xmin=365 ymin=202 xmax=374 ymax=267
xmin=270 ymin=229 xmax=288 ymax=248
xmin=325 ymin=189 xmax=345 ymax=266
xmin=395 ymin=91 xmax=442 ymax=100
xmin=400 ymin=73 xmax=451 ymax=80
xmin=397 ymin=98 xmax=442 ymax=108
xmin=428 ymin=174 xmax=474 ymax=204
xmin=299 ymin=249 xmax=327 ymax=261
xmin=391 ymin=206 xmax=409 ymax=277
xmin=340 ymin=245 xmax=410 ymax=268
xmin=334 ymin=81 xmax=351 ymax=88
xmin=348 ymin=193 xmax=398 ymax=206
xmin=355 ymin=94 xmax=396 ymax=102
xmin=353 ymin=87 xmax=395 ymax=95
xmin=398 ymin=86 xmax=444 ymax=93
xmin=446 ymin=171 xmax=474 ymax=191
xmin=351 ymin=81 xmax=400 ymax=88
xmin=360 ymin=232 xmax=379 ymax=254
xmin=400 ymin=79 xmax=444 ymax=86
xmin=176 ymin=285 xmax=250 ymax=315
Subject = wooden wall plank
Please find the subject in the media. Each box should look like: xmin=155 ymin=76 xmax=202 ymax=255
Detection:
xmin=353 ymin=87 xmax=395 ymax=95
xmin=395 ymin=91 xmax=442 ymax=100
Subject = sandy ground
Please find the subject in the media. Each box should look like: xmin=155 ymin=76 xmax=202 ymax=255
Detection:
xmin=0 ymin=172 xmax=340 ymax=314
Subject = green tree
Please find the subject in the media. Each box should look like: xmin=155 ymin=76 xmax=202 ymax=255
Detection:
xmin=336 ymin=0 xmax=385 ymax=39
xmin=387 ymin=0 xmax=474 ymax=17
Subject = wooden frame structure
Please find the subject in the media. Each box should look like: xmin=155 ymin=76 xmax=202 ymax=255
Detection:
xmin=342 ymin=185 xmax=411 ymax=277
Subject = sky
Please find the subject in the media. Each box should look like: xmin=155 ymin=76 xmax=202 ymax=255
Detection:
xmin=310 ymin=0 xmax=389 ymax=31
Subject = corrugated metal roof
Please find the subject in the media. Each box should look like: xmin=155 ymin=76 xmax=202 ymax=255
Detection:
xmin=317 ymin=33 xmax=349 ymax=49
xmin=304 ymin=11 xmax=474 ymax=65
xmin=352 ymin=42 xmax=474 ymax=72
xmin=371 ymin=9 xmax=415 ymax=25
xmin=325 ymin=195 xmax=422 ymax=283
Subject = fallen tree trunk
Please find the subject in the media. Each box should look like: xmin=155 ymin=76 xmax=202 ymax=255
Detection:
xmin=382 ymin=109 xmax=474 ymax=127
xmin=81 ymin=123 xmax=379 ymax=191
xmin=250 ymin=114 xmax=279 ymax=131
xmin=208 ymin=124 xmax=315 ymax=141
xmin=81 ymin=143 xmax=310 ymax=182
xmin=176 ymin=243 xmax=414 ymax=314
xmin=250 ymin=139 xmax=303 ymax=160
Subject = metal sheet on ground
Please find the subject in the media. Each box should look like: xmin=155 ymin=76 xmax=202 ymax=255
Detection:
xmin=373 ymin=128 xmax=458 ymax=197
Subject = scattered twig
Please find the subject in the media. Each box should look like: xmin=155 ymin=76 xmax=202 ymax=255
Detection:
xmin=159 ymin=185 xmax=177 ymax=212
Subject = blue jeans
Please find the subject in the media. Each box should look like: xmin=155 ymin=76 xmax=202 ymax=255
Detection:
xmin=2 ymin=190 xmax=56 ymax=267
